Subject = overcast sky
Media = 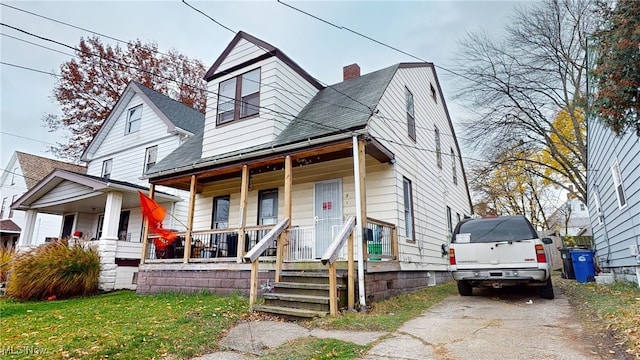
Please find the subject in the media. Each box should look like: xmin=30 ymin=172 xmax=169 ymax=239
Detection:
xmin=0 ymin=0 xmax=528 ymax=168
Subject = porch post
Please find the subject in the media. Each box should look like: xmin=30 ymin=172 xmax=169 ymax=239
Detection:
xmin=139 ymin=185 xmax=155 ymax=264
xmin=275 ymin=155 xmax=292 ymax=282
xmin=17 ymin=209 xmax=37 ymax=249
xmin=99 ymin=191 xmax=123 ymax=291
xmin=353 ymin=135 xmax=367 ymax=310
xmin=237 ymin=165 xmax=249 ymax=261
xmin=183 ymin=175 xmax=197 ymax=263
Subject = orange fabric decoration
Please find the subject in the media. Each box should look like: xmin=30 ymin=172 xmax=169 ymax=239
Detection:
xmin=138 ymin=191 xmax=177 ymax=250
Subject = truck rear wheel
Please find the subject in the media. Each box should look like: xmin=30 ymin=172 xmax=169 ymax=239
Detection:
xmin=457 ymin=280 xmax=473 ymax=296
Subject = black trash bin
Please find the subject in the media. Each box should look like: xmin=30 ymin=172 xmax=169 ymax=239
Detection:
xmin=559 ymin=248 xmax=576 ymax=279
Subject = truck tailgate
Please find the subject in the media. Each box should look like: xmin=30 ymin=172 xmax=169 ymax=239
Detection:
xmin=453 ymin=240 xmax=539 ymax=268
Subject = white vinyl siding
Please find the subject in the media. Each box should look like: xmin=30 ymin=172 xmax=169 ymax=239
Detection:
xmin=367 ymin=66 xmax=472 ymax=269
xmin=202 ymin=47 xmax=318 ymax=158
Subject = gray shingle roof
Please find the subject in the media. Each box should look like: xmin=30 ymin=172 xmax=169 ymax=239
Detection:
xmin=133 ymin=82 xmax=204 ymax=134
xmin=147 ymin=130 xmax=204 ymax=174
xmin=274 ymin=64 xmax=398 ymax=146
xmin=147 ymin=64 xmax=399 ymax=177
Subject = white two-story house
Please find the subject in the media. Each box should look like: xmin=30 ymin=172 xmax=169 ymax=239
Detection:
xmin=12 ymin=81 xmax=204 ymax=290
xmin=138 ymin=31 xmax=472 ymax=315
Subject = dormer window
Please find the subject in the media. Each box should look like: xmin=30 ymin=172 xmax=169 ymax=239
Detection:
xmin=217 ymin=68 xmax=261 ymax=125
xmin=126 ymin=105 xmax=142 ymax=134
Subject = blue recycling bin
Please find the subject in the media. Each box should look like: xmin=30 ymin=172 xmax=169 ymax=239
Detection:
xmin=570 ymin=249 xmax=596 ymax=283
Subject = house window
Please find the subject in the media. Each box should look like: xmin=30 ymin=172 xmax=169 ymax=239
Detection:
xmin=212 ymin=196 xmax=230 ymax=229
xmin=446 ymin=206 xmax=452 ymax=240
xmin=118 ymin=210 xmax=130 ymax=241
xmin=126 ymin=105 xmax=142 ymax=134
xmin=610 ymin=161 xmax=627 ymax=209
xmin=403 ymin=177 xmax=415 ymax=240
xmin=451 ymin=148 xmax=457 ymax=185
xmin=593 ymin=192 xmax=602 ymax=226
xmin=0 ymin=197 xmax=7 ymax=218
xmin=406 ymin=87 xmax=416 ymax=141
xmin=9 ymin=195 xmax=17 ymax=218
xmin=435 ymin=126 xmax=442 ymax=168
xmin=96 ymin=215 xmax=104 ymax=239
xmin=431 ymin=84 xmax=437 ymax=102
xmin=11 ymin=167 xmax=17 ymax=185
xmin=580 ymin=203 xmax=585 ymax=211
xmin=102 ymin=159 xmax=112 ymax=179
xmin=144 ymin=146 xmax=158 ymax=173
xmin=258 ymin=189 xmax=278 ymax=225
xmin=217 ymin=68 xmax=261 ymax=125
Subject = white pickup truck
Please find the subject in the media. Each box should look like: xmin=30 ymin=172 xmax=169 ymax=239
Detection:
xmin=448 ymin=215 xmax=555 ymax=299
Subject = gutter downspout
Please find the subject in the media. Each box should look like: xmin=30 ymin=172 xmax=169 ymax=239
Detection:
xmin=353 ymin=135 xmax=366 ymax=310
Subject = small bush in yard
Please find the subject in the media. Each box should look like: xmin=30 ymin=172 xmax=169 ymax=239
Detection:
xmin=6 ymin=240 xmax=101 ymax=300
xmin=0 ymin=249 xmax=12 ymax=282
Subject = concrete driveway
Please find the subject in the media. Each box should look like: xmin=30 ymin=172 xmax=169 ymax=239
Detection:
xmin=361 ymin=286 xmax=603 ymax=360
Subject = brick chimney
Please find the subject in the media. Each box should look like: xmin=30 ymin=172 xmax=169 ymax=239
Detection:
xmin=343 ymin=63 xmax=360 ymax=81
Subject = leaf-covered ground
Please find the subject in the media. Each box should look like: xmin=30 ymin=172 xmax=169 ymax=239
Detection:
xmin=0 ymin=290 xmax=248 ymax=359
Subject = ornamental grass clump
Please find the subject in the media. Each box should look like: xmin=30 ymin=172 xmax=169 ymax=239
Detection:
xmin=0 ymin=249 xmax=12 ymax=283
xmin=6 ymin=240 xmax=101 ymax=300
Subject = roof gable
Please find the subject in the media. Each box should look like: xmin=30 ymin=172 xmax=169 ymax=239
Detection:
xmin=81 ymin=82 xmax=204 ymax=161
xmin=204 ymin=31 xmax=323 ymax=90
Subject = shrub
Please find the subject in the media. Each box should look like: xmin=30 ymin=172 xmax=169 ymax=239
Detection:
xmin=0 ymin=249 xmax=13 ymax=282
xmin=6 ymin=240 xmax=101 ymax=300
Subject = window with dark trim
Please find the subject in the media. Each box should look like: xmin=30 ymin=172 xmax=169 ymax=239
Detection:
xmin=406 ymin=87 xmax=416 ymax=141
xmin=212 ymin=196 xmax=230 ymax=229
xmin=96 ymin=215 xmax=104 ymax=239
xmin=258 ymin=189 xmax=278 ymax=225
xmin=451 ymin=148 xmax=457 ymax=185
xmin=217 ymin=68 xmax=261 ymax=125
xmin=430 ymin=84 xmax=437 ymax=102
xmin=102 ymin=159 xmax=112 ymax=179
xmin=403 ymin=177 xmax=415 ymax=240
xmin=144 ymin=145 xmax=158 ymax=173
xmin=435 ymin=127 xmax=442 ymax=168
xmin=126 ymin=105 xmax=142 ymax=134
xmin=118 ymin=210 xmax=130 ymax=241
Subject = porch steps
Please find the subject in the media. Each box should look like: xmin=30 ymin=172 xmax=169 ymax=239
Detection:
xmin=252 ymin=304 xmax=327 ymax=318
xmin=254 ymin=271 xmax=348 ymax=319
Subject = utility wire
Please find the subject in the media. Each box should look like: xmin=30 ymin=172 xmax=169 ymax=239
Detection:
xmin=0 ymin=61 xmax=59 ymax=77
xmin=0 ymin=2 xmax=202 ymax=66
xmin=276 ymin=0 xmax=481 ymax=86
xmin=181 ymin=0 xmax=375 ymax=114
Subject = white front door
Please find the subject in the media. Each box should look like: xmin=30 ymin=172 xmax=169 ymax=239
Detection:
xmin=314 ymin=179 xmax=342 ymax=258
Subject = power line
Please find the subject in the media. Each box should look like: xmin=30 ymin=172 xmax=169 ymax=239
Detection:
xmin=0 ymin=61 xmax=60 ymax=77
xmin=1 ymin=33 xmax=76 ymax=58
xmin=0 ymin=2 xmax=202 ymax=66
xmin=181 ymin=0 xmax=375 ymax=115
xmin=276 ymin=1 xmax=481 ymax=86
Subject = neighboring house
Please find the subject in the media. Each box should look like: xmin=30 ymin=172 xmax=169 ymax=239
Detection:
xmin=547 ymin=196 xmax=591 ymax=236
xmin=12 ymin=81 xmax=204 ymax=290
xmin=138 ymin=31 xmax=472 ymax=313
xmin=0 ymin=151 xmax=86 ymax=250
xmin=587 ymin=118 xmax=640 ymax=285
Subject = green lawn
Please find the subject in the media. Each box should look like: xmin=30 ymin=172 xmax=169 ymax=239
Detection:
xmin=0 ymin=290 xmax=248 ymax=359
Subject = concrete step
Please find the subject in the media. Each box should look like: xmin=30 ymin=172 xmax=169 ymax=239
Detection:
xmin=252 ymin=304 xmax=328 ymax=319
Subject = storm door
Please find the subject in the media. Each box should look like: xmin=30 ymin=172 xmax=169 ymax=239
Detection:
xmin=314 ymin=179 xmax=342 ymax=258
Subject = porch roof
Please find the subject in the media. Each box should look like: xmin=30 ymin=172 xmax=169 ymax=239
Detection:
xmin=11 ymin=169 xmax=180 ymax=215
xmin=0 ymin=219 xmax=21 ymax=234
